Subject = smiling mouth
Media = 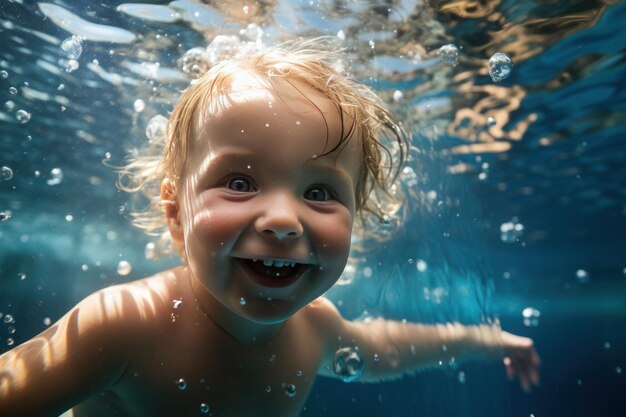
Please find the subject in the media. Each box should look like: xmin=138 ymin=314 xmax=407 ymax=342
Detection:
xmin=235 ymin=258 xmax=310 ymax=288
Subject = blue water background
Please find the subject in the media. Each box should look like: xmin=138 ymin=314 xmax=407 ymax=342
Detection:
xmin=1 ymin=1 xmax=625 ymax=416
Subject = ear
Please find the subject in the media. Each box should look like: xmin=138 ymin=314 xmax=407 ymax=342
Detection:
xmin=161 ymin=177 xmax=184 ymax=244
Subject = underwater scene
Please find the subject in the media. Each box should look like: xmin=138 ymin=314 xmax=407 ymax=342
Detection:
xmin=0 ymin=0 xmax=625 ymax=416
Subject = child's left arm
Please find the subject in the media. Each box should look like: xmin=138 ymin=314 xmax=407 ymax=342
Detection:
xmin=314 ymin=298 xmax=540 ymax=390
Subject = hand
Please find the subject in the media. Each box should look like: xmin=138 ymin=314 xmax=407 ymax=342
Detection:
xmin=501 ymin=331 xmax=541 ymax=392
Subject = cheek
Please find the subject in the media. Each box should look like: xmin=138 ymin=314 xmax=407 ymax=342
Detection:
xmin=311 ymin=210 xmax=353 ymax=259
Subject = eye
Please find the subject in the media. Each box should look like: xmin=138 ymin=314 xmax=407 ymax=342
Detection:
xmin=227 ymin=176 xmax=254 ymax=192
xmin=304 ymin=185 xmax=332 ymax=202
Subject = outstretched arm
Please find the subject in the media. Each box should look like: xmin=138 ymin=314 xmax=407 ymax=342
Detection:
xmin=315 ymin=298 xmax=540 ymax=390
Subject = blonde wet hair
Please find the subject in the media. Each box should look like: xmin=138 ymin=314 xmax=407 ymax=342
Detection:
xmin=119 ymin=37 xmax=408 ymax=257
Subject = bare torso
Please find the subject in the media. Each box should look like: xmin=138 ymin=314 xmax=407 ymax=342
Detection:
xmin=71 ymin=268 xmax=328 ymax=417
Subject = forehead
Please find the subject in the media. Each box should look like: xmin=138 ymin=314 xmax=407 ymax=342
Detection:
xmin=187 ymin=70 xmax=361 ymax=173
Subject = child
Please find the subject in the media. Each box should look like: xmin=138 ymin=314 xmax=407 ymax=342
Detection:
xmin=0 ymin=38 xmax=539 ymax=417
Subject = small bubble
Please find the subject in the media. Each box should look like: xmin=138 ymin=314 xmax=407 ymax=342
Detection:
xmin=296 ymin=370 xmax=302 ymax=377
xmin=488 ymin=52 xmax=513 ymax=82
xmin=47 ymin=168 xmax=63 ymax=186
xmin=368 ymin=39 xmax=375 ymax=49
xmin=416 ymin=259 xmax=427 ymax=272
xmin=333 ymin=347 xmax=364 ymax=383
xmin=0 ymin=70 xmax=7 ymax=78
xmin=242 ymin=5 xmax=249 ymax=14
xmin=458 ymin=371 xmax=466 ymax=384
xmin=392 ymin=90 xmax=403 ymax=102
xmin=363 ymin=267 xmax=372 ymax=278
xmin=604 ymin=342 xmax=611 ymax=349
xmin=522 ymin=307 xmax=541 ymax=327
xmin=146 ymin=115 xmax=168 ymax=143
xmin=373 ymin=353 xmax=380 ymax=362
xmin=172 ymin=299 xmax=183 ymax=309
xmin=176 ymin=378 xmax=188 ymax=390
xmin=4 ymin=100 xmax=15 ymax=111
xmin=500 ymin=219 xmax=524 ymax=243
xmin=7 ymin=326 xmax=15 ymax=335
xmin=265 ymin=385 xmax=272 ymax=393
xmin=1 ymin=166 xmax=13 ymax=180
xmin=145 ymin=242 xmax=156 ymax=259
xmin=269 ymin=354 xmax=276 ymax=362
xmin=487 ymin=116 xmax=496 ymax=127
xmin=9 ymin=86 xmax=17 ymax=95
xmin=437 ymin=44 xmax=459 ymax=66
xmin=117 ymin=260 xmax=132 ymax=276
xmin=65 ymin=59 xmax=79 ymax=72
xmin=0 ymin=211 xmax=12 ymax=222
xmin=616 ymin=367 xmax=623 ymax=375
xmin=57 ymin=83 xmax=65 ymax=91
xmin=7 ymin=338 xmax=14 ymax=346
xmin=199 ymin=403 xmax=210 ymax=413
xmin=15 ymin=109 xmax=31 ymax=124
xmin=576 ymin=269 xmax=589 ymax=284
xmin=43 ymin=317 xmax=51 ymax=326
xmin=133 ymin=99 xmax=145 ymax=112
xmin=65 ymin=214 xmax=74 ymax=222
xmin=61 ymin=35 xmax=83 ymax=60
xmin=239 ymin=297 xmax=246 ymax=305
xmin=17 ymin=273 xmax=26 ymax=281
xmin=81 ymin=264 xmax=89 ymax=271
xmin=284 ymin=383 xmax=296 ymax=397
xmin=3 ymin=315 xmax=14 ymax=324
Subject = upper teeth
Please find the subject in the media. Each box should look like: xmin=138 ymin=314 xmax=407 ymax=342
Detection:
xmin=253 ymin=259 xmax=297 ymax=267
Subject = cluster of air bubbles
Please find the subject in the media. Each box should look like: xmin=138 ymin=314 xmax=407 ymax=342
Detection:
xmin=522 ymin=307 xmax=540 ymax=327
xmin=1 ymin=166 xmax=13 ymax=180
xmin=437 ymin=44 xmax=459 ymax=66
xmin=46 ymin=168 xmax=64 ymax=186
xmin=117 ymin=260 xmax=132 ymax=276
xmin=488 ymin=53 xmax=513 ymax=82
xmin=576 ymin=269 xmax=589 ymax=284
xmin=478 ymin=162 xmax=489 ymax=181
xmin=0 ymin=210 xmax=12 ymax=222
xmin=15 ymin=109 xmax=31 ymax=124
xmin=145 ymin=115 xmax=169 ymax=143
xmin=500 ymin=218 xmax=524 ymax=243
xmin=178 ymin=47 xmax=211 ymax=78
xmin=284 ymin=383 xmax=297 ymax=397
xmin=61 ymin=35 xmax=83 ymax=72
xmin=333 ymin=347 xmax=364 ymax=383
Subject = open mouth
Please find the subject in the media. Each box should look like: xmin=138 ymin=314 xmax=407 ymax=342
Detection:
xmin=236 ymin=258 xmax=309 ymax=288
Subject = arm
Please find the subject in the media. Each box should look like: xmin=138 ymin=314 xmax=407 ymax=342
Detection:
xmin=315 ymin=298 xmax=540 ymax=390
xmin=0 ymin=287 xmax=140 ymax=417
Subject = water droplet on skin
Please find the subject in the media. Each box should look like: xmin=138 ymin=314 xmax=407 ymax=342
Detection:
xmin=1 ymin=166 xmax=13 ymax=180
xmin=15 ymin=109 xmax=31 ymax=124
xmin=333 ymin=347 xmax=364 ymax=383
xmin=117 ymin=260 xmax=132 ymax=276
xmin=488 ymin=52 xmax=513 ymax=82
xmin=284 ymin=383 xmax=296 ymax=397
xmin=199 ymin=403 xmax=210 ymax=413
xmin=437 ymin=44 xmax=459 ymax=66
xmin=176 ymin=378 xmax=187 ymax=390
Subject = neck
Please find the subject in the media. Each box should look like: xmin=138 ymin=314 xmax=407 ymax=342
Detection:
xmin=182 ymin=266 xmax=284 ymax=346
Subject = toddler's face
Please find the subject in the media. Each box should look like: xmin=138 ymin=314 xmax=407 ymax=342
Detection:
xmin=172 ymin=72 xmax=361 ymax=324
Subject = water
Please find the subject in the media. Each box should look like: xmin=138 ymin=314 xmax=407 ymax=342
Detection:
xmin=1 ymin=1 xmax=625 ymax=417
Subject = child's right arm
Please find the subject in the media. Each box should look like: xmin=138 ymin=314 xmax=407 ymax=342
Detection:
xmin=0 ymin=287 xmax=140 ymax=417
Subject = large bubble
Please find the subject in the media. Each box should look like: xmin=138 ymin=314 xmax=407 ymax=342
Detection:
xmin=333 ymin=347 xmax=364 ymax=383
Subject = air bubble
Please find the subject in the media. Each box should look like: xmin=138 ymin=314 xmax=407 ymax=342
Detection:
xmin=617 ymin=367 xmax=623 ymax=375
xmin=284 ymin=383 xmax=296 ymax=397
xmin=576 ymin=269 xmax=589 ymax=284
xmin=392 ymin=90 xmax=403 ymax=102
xmin=1 ymin=166 xmax=13 ymax=180
xmin=145 ymin=242 xmax=156 ymax=259
xmin=522 ymin=307 xmax=540 ymax=327
xmin=17 ymin=273 xmax=26 ymax=281
xmin=133 ymin=99 xmax=145 ymax=112
xmin=458 ymin=371 xmax=466 ymax=383
xmin=172 ymin=299 xmax=183 ymax=309
xmin=176 ymin=378 xmax=187 ymax=390
xmin=15 ymin=109 xmax=31 ymax=124
xmin=117 ymin=260 xmax=132 ymax=276
xmin=4 ymin=101 xmax=15 ymax=111
xmin=437 ymin=44 xmax=459 ymax=66
xmin=200 ymin=403 xmax=210 ymax=414
xmin=265 ymin=385 xmax=272 ymax=393
xmin=0 ymin=70 xmax=7 ymax=78
xmin=487 ymin=116 xmax=496 ymax=127
xmin=0 ymin=211 xmax=12 ymax=222
xmin=416 ymin=259 xmax=427 ymax=272
xmin=488 ymin=52 xmax=513 ymax=82
xmin=45 ymin=168 xmax=63 ymax=186
xmin=146 ymin=115 xmax=168 ymax=143
xmin=239 ymin=297 xmax=246 ymax=305
xmin=7 ymin=338 xmax=14 ymax=346
xmin=65 ymin=60 xmax=79 ymax=73
xmin=3 ymin=315 xmax=14 ymax=324
xmin=43 ymin=317 xmax=51 ymax=326
xmin=61 ymin=35 xmax=83 ymax=60
xmin=9 ymin=87 xmax=17 ymax=95
xmin=500 ymin=219 xmax=524 ymax=243
xmin=7 ymin=326 xmax=15 ymax=335
xmin=333 ymin=347 xmax=364 ymax=383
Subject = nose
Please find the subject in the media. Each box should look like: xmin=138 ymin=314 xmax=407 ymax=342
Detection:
xmin=255 ymin=192 xmax=304 ymax=240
